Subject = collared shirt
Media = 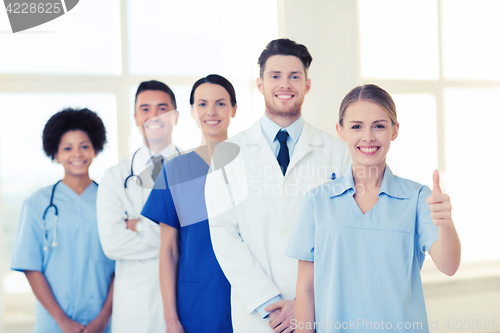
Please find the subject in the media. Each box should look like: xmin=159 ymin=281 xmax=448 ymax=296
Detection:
xmin=144 ymin=143 xmax=180 ymax=169
xmin=260 ymin=113 xmax=305 ymax=158
xmin=255 ymin=114 xmax=305 ymax=317
xmin=286 ymin=164 xmax=438 ymax=333
xmin=130 ymin=143 xmax=181 ymax=190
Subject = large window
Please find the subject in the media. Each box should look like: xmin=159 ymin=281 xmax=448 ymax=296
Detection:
xmin=0 ymin=0 xmax=277 ymax=329
xmin=2 ymin=0 xmax=498 ymax=330
xmin=358 ymin=0 xmax=500 ymax=262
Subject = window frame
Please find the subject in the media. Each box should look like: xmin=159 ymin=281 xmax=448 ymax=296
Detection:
xmin=358 ymin=0 xmax=500 ymax=178
xmin=0 ymin=0 xmax=266 ymax=327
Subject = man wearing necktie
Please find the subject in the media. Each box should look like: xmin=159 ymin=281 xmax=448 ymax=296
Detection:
xmin=97 ymin=81 xmax=181 ymax=333
xmin=151 ymin=154 xmax=165 ymax=182
xmin=206 ymin=39 xmax=351 ymax=333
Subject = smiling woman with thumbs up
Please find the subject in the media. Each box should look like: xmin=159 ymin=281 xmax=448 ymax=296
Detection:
xmin=287 ymin=84 xmax=461 ymax=333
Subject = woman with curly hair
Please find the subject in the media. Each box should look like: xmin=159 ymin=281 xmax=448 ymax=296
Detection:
xmin=11 ymin=108 xmax=115 ymax=333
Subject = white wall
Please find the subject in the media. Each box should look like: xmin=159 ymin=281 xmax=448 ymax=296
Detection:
xmin=277 ymin=0 xmax=361 ymax=137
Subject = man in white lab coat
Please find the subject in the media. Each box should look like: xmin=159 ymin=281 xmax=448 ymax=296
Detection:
xmin=206 ymin=39 xmax=351 ymax=332
xmin=97 ymin=81 xmax=181 ymax=333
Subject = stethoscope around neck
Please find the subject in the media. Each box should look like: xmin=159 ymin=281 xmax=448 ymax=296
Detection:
xmin=124 ymin=146 xmax=181 ymax=189
xmin=42 ymin=179 xmax=97 ymax=251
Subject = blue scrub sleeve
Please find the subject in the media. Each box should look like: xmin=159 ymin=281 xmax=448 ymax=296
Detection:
xmin=286 ymin=193 xmax=315 ymax=262
xmin=416 ymin=185 xmax=439 ymax=264
xmin=11 ymin=199 xmax=44 ymax=272
xmin=141 ymin=167 xmax=180 ymax=229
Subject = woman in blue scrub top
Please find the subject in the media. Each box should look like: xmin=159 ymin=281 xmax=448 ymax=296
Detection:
xmin=287 ymin=85 xmax=461 ymax=333
xmin=141 ymin=75 xmax=237 ymax=333
xmin=11 ymin=108 xmax=115 ymax=333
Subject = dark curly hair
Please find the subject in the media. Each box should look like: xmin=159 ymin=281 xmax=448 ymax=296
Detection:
xmin=42 ymin=108 xmax=107 ymax=160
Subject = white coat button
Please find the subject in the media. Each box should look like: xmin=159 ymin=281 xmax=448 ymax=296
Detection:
xmin=281 ymin=229 xmax=290 ymax=236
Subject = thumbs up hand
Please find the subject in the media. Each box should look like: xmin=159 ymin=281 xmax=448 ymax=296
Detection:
xmin=426 ymin=170 xmax=452 ymax=227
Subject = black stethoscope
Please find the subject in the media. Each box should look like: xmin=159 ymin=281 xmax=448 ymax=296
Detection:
xmin=42 ymin=179 xmax=98 ymax=251
xmin=124 ymin=146 xmax=181 ymax=189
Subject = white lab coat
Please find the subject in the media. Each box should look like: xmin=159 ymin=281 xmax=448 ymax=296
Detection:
xmin=205 ymin=120 xmax=351 ymax=333
xmin=97 ymin=144 xmax=180 ymax=333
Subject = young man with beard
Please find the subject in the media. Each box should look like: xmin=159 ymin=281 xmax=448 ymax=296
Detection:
xmin=205 ymin=39 xmax=351 ymax=333
xmin=97 ymin=81 xmax=181 ymax=333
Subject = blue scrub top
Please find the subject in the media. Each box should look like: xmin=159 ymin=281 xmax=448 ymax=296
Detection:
xmin=11 ymin=182 xmax=115 ymax=333
xmin=287 ymin=165 xmax=438 ymax=333
xmin=142 ymin=151 xmax=232 ymax=333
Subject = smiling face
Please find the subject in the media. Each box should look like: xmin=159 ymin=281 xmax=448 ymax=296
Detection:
xmin=191 ymin=83 xmax=236 ymax=142
xmin=336 ymin=100 xmax=399 ymax=170
xmin=134 ymin=90 xmax=179 ymax=149
xmin=257 ymin=55 xmax=311 ymax=121
xmin=55 ymin=130 xmax=96 ymax=177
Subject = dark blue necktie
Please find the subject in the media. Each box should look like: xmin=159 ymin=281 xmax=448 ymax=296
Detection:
xmin=276 ymin=130 xmax=290 ymax=176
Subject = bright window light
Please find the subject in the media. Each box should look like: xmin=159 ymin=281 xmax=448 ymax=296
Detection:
xmin=127 ymin=0 xmax=278 ymax=79
xmin=444 ymin=88 xmax=500 ymax=262
xmin=387 ymin=94 xmax=438 ymax=187
xmin=0 ymin=0 xmax=121 ymax=75
xmin=358 ymin=0 xmax=440 ymax=80
xmin=441 ymin=0 xmax=500 ymax=81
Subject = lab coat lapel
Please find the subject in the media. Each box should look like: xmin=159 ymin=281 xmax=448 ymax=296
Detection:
xmin=135 ymin=144 xmax=179 ymax=190
xmin=134 ymin=146 xmax=154 ymax=190
xmin=245 ymin=120 xmax=280 ymax=169
xmin=287 ymin=123 xmax=321 ymax=173
xmin=137 ymin=147 xmax=155 ymax=200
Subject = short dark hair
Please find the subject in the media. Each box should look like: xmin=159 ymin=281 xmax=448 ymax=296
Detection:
xmin=135 ymin=80 xmax=177 ymax=109
xmin=189 ymin=74 xmax=237 ymax=107
xmin=42 ymin=108 xmax=107 ymax=160
xmin=258 ymin=38 xmax=313 ymax=78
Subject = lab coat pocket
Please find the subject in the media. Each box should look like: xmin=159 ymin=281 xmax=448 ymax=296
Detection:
xmin=112 ymin=276 xmax=148 ymax=332
xmin=177 ymin=281 xmax=203 ymax=332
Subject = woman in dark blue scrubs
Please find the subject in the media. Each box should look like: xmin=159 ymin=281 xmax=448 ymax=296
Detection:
xmin=141 ymin=74 xmax=237 ymax=333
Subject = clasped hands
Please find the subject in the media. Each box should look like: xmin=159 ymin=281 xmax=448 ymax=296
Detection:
xmin=266 ymin=299 xmax=296 ymax=333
